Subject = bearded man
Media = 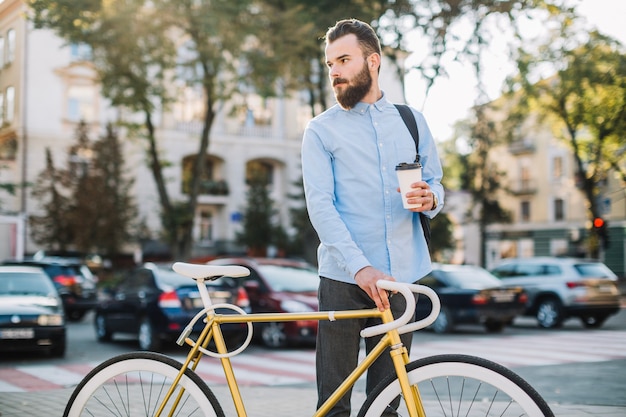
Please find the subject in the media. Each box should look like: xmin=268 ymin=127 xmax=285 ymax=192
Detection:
xmin=301 ymin=19 xmax=445 ymax=417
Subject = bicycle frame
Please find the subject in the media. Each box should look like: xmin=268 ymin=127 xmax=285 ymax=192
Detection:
xmin=150 ymin=263 xmax=439 ymax=417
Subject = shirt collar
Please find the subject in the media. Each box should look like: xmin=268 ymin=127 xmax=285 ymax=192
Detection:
xmin=345 ymin=91 xmax=389 ymax=114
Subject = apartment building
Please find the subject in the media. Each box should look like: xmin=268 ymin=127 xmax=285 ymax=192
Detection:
xmin=0 ymin=0 xmax=411 ymax=262
xmin=0 ymin=0 xmax=313 ymax=261
xmin=484 ymin=113 xmax=625 ymax=277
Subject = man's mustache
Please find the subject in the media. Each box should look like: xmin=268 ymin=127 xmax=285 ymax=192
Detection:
xmin=333 ymin=78 xmax=348 ymax=86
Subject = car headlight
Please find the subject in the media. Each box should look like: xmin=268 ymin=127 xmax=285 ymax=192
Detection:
xmin=38 ymin=314 xmax=65 ymax=326
xmin=281 ymin=300 xmax=314 ymax=313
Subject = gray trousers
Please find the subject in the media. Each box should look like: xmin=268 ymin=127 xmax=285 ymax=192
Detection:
xmin=316 ymin=277 xmax=416 ymax=417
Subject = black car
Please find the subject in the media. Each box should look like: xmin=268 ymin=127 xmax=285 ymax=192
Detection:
xmin=415 ymin=263 xmax=528 ymax=334
xmin=94 ymin=262 xmax=251 ymax=351
xmin=0 ymin=265 xmax=66 ymax=357
xmin=2 ymin=257 xmax=98 ymax=321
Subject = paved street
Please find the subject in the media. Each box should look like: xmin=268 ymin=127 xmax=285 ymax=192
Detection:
xmin=1 ymin=307 xmax=625 ymax=416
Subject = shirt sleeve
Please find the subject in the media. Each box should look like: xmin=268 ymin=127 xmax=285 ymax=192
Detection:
xmin=301 ymin=123 xmax=370 ymax=279
xmin=413 ymin=110 xmax=445 ymax=218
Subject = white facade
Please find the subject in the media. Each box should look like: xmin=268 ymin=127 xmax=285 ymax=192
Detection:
xmin=0 ymin=1 xmax=314 ymax=259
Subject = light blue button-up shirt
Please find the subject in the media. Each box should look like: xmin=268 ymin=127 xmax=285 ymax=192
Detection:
xmin=301 ymin=94 xmax=444 ymax=284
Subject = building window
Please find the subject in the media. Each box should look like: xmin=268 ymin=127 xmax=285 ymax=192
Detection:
xmin=0 ymin=92 xmax=4 ymax=125
xmin=246 ymin=160 xmax=274 ymax=186
xmin=552 ymin=156 xmax=563 ymax=179
xmin=198 ymin=210 xmax=213 ymax=243
xmin=6 ymin=29 xmax=15 ymax=65
xmin=5 ymin=86 xmax=14 ymax=123
xmin=0 ymin=35 xmax=4 ymax=68
xmin=554 ymin=198 xmax=564 ymax=221
xmin=520 ymin=201 xmax=530 ymax=222
xmin=70 ymin=43 xmax=92 ymax=61
xmin=67 ymin=85 xmax=95 ymax=122
xmin=181 ymin=155 xmax=228 ymax=195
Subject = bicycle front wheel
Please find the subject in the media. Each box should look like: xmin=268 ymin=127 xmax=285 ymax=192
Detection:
xmin=359 ymin=354 xmax=554 ymax=417
xmin=64 ymin=352 xmax=224 ymax=417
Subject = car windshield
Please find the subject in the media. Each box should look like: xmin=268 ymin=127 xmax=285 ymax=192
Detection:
xmin=439 ymin=267 xmax=502 ymax=289
xmin=257 ymin=265 xmax=319 ymax=292
xmin=574 ymin=263 xmax=616 ymax=279
xmin=0 ymin=272 xmax=57 ymax=296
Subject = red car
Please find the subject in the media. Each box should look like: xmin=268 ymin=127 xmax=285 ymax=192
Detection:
xmin=207 ymin=257 xmax=319 ymax=348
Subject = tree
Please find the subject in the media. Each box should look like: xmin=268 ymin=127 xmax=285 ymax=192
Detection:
xmin=236 ymin=173 xmax=279 ymax=257
xmin=30 ymin=149 xmax=74 ymax=251
xmin=514 ymin=30 xmax=626 ymax=257
xmin=28 ymin=0 xmax=572 ymax=262
xmin=454 ymin=105 xmax=512 ymax=266
xmin=287 ymin=176 xmax=319 ymax=264
xmin=30 ymin=122 xmax=137 ymax=256
xmin=429 ymin=212 xmax=455 ymax=262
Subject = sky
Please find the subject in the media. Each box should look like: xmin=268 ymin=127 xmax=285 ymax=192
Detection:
xmin=404 ymin=0 xmax=626 ymax=142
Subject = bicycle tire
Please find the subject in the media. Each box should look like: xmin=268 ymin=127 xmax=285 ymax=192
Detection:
xmin=63 ymin=351 xmax=224 ymax=417
xmin=358 ymin=354 xmax=554 ymax=417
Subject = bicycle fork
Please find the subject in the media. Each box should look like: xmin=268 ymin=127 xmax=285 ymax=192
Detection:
xmin=385 ymin=308 xmax=427 ymax=417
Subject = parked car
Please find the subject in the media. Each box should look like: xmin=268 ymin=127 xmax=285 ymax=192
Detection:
xmin=414 ymin=263 xmax=527 ymax=334
xmin=490 ymin=257 xmax=621 ymax=329
xmin=94 ymin=262 xmax=250 ymax=351
xmin=0 ymin=265 xmax=66 ymax=357
xmin=207 ymin=257 xmax=319 ymax=348
xmin=2 ymin=257 xmax=98 ymax=321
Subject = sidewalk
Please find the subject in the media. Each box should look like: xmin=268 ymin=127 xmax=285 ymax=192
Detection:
xmin=1 ymin=384 xmax=626 ymax=417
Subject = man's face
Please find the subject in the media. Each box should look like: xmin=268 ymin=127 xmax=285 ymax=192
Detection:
xmin=325 ymin=34 xmax=373 ymax=109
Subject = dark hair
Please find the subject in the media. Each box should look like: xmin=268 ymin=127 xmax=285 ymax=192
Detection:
xmin=325 ymin=19 xmax=381 ymax=58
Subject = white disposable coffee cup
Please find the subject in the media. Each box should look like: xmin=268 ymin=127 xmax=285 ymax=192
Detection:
xmin=396 ymin=162 xmax=422 ymax=209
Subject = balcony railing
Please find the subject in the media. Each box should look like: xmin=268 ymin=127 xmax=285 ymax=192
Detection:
xmin=510 ymin=179 xmax=537 ymax=195
xmin=508 ymin=141 xmax=535 ymax=155
xmin=182 ymin=180 xmax=229 ymax=196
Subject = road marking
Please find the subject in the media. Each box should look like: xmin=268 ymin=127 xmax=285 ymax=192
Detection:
xmin=1 ymin=330 xmax=625 ymax=392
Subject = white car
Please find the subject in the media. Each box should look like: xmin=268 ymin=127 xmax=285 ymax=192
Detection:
xmin=490 ymin=257 xmax=621 ymax=329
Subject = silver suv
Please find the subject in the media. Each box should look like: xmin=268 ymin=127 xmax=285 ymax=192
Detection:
xmin=490 ymin=257 xmax=621 ymax=329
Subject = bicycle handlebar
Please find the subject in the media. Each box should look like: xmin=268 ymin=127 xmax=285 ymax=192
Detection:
xmin=172 ymin=262 xmax=441 ymax=339
xmin=360 ymin=281 xmax=441 ymax=338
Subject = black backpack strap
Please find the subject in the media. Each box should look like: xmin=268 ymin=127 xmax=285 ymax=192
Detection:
xmin=393 ymin=104 xmax=431 ymax=247
xmin=394 ymin=104 xmax=420 ymax=163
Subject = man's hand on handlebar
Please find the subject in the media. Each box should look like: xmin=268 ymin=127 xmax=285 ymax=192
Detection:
xmin=355 ymin=266 xmax=396 ymax=312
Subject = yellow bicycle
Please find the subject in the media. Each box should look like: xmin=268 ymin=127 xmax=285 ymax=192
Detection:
xmin=64 ymin=262 xmax=554 ymax=417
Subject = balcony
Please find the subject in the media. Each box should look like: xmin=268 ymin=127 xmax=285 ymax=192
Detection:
xmin=509 ymin=179 xmax=537 ymax=196
xmin=508 ymin=141 xmax=535 ymax=155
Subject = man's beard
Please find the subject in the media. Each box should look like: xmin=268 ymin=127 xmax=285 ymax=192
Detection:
xmin=333 ymin=62 xmax=372 ymax=109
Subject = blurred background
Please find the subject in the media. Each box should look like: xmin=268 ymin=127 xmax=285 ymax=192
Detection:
xmin=0 ymin=0 xmax=624 ymax=284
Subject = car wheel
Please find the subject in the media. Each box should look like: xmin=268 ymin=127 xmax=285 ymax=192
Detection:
xmin=484 ymin=319 xmax=505 ymax=333
xmin=138 ymin=317 xmax=161 ymax=351
xmin=431 ymin=307 xmax=453 ymax=334
xmin=260 ymin=322 xmax=288 ymax=348
xmin=95 ymin=313 xmax=113 ymax=342
xmin=581 ymin=315 xmax=608 ymax=329
xmin=67 ymin=309 xmax=86 ymax=322
xmin=535 ymin=298 xmax=563 ymax=329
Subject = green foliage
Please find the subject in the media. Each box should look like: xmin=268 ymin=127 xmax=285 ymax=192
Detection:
xmin=429 ymin=212 xmax=455 ymax=262
xmin=513 ymin=26 xmax=626 ymax=257
xmin=287 ymin=176 xmax=319 ymax=264
xmin=236 ymin=173 xmax=278 ymax=256
xmin=29 ymin=122 xmax=138 ymax=256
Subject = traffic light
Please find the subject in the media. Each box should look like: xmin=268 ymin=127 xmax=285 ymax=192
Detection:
xmin=593 ymin=217 xmax=609 ymax=249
